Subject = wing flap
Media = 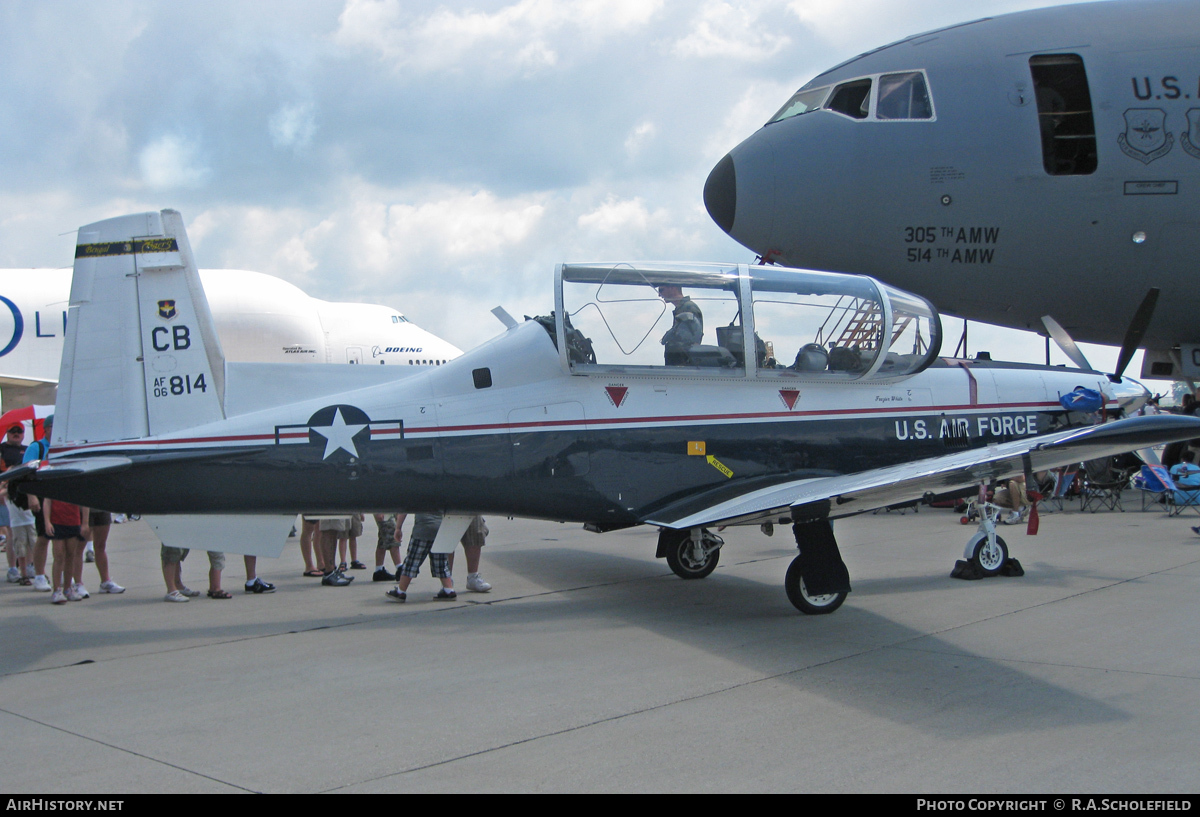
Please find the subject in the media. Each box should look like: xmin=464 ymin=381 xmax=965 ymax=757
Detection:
xmin=644 ymin=414 xmax=1200 ymax=530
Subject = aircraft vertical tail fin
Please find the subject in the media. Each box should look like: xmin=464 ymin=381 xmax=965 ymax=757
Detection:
xmin=55 ymin=210 xmax=225 ymax=445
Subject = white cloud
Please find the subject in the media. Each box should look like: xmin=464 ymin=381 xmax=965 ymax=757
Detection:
xmin=703 ymin=80 xmax=796 ymax=160
xmin=624 ymin=121 xmax=656 ymax=157
xmin=269 ymin=102 xmax=316 ymax=151
xmin=785 ymin=0 xmax=1082 ymax=50
xmin=384 ymin=187 xmax=548 ymax=261
xmin=673 ymin=1 xmax=791 ymax=61
xmin=138 ymin=135 xmax=210 ymax=190
xmin=335 ymin=0 xmax=663 ymax=73
xmin=578 ymin=195 xmax=651 ymax=234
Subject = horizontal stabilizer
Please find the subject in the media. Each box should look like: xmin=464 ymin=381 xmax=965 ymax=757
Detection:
xmin=645 ymin=414 xmax=1200 ymax=529
xmin=0 ymin=456 xmax=132 ymax=483
xmin=430 ymin=513 xmax=475 ymax=554
xmin=144 ymin=514 xmax=295 ymax=559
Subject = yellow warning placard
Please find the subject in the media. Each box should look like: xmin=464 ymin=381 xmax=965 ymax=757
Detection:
xmin=707 ymin=455 xmax=733 ymax=478
xmin=688 ymin=441 xmax=706 ymax=456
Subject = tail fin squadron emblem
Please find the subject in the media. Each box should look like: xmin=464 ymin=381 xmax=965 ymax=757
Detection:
xmin=157 ymin=299 xmax=177 ymax=320
xmin=1118 ymin=108 xmax=1173 ymax=164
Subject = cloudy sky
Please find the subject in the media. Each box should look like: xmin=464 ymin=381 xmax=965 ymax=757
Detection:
xmin=4 ymin=0 xmax=1145 ymax=380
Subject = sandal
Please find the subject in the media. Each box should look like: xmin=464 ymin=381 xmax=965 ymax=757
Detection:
xmin=303 ymin=569 xmax=324 ymax=577
xmin=207 ymin=588 xmax=232 ymax=599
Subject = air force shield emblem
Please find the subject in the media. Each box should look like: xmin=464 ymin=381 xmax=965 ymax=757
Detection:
xmin=1118 ymin=108 xmax=1173 ymax=164
xmin=157 ymin=299 xmax=177 ymax=320
xmin=1181 ymin=108 xmax=1200 ymax=160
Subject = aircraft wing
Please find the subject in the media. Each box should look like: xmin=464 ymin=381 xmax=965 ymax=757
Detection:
xmin=643 ymin=414 xmax=1200 ymax=530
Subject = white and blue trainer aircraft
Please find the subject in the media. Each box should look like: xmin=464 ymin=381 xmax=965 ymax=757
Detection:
xmin=6 ymin=210 xmax=1199 ymax=614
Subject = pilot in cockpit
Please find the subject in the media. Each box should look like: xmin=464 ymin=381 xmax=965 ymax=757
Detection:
xmin=656 ymin=284 xmax=704 ymax=365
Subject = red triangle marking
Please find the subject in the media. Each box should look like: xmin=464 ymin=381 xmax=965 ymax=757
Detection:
xmin=779 ymin=389 xmax=800 ymax=410
xmin=605 ymin=386 xmax=628 ymax=408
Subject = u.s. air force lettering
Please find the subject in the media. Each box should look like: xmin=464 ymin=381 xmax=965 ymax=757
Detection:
xmin=894 ymin=415 xmax=1040 ymax=441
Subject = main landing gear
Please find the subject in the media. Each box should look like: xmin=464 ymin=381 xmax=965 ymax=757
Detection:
xmin=657 ymin=516 xmax=853 ymax=615
xmin=657 ymin=527 xmax=723 ymax=579
xmin=784 ymin=556 xmax=846 ymax=615
xmin=784 ymin=515 xmax=851 ymax=615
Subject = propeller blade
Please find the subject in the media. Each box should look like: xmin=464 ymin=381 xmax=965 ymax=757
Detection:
xmin=1113 ymin=287 xmax=1160 ymax=381
xmin=1041 ymin=315 xmax=1092 ymax=371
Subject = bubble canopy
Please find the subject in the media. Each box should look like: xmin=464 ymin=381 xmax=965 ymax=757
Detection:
xmin=553 ymin=262 xmax=941 ymax=380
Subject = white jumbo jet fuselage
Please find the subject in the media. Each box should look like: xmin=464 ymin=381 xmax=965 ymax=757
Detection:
xmin=0 ymin=267 xmax=462 ymax=410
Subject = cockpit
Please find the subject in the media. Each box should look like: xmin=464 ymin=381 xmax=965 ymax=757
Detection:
xmin=552 ymin=262 xmax=941 ymax=380
xmin=767 ymin=69 xmax=935 ymax=124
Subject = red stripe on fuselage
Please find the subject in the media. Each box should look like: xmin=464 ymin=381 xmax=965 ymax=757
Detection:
xmin=50 ymin=399 xmax=1086 ymax=456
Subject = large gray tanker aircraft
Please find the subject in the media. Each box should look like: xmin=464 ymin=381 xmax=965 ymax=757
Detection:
xmin=705 ymin=0 xmax=1200 ymax=381
xmin=6 ymin=211 xmax=1199 ymax=614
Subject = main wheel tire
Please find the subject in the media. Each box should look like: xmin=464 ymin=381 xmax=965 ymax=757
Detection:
xmin=970 ymin=533 xmax=1008 ymax=577
xmin=784 ymin=556 xmax=847 ymax=615
xmin=663 ymin=529 xmax=720 ymax=579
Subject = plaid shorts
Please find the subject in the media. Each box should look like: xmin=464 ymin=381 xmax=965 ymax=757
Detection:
xmin=399 ymin=537 xmax=449 ymax=579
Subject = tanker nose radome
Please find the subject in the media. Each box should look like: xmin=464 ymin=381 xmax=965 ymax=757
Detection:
xmin=704 ymin=153 xmax=736 ymax=235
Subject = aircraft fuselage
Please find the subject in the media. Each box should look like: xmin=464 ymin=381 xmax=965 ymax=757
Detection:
xmin=36 ymin=320 xmax=1129 ymax=524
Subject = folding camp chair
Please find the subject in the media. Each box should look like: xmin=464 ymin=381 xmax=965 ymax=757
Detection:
xmin=1045 ymin=465 xmax=1079 ymax=512
xmin=1133 ymin=464 xmax=1171 ymax=511
xmin=1167 ymin=470 xmax=1200 ymax=518
xmin=1079 ymin=456 xmax=1129 ymax=512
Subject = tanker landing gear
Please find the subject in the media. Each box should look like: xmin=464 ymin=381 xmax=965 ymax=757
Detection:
xmin=657 ymin=527 xmax=724 ymax=579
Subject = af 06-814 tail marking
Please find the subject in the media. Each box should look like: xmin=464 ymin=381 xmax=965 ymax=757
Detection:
xmin=56 ymin=210 xmax=226 ymax=446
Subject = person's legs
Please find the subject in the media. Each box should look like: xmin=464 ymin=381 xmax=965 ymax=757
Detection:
xmin=51 ymin=538 xmax=67 ymax=592
xmin=33 ymin=536 xmax=48 ymax=580
xmin=320 ymin=531 xmax=338 ymax=574
xmin=300 ymin=518 xmax=319 ymax=573
xmin=393 ymin=537 xmax=431 ymax=593
xmin=65 ymin=538 xmax=86 ymax=598
xmin=244 ymin=555 xmax=276 ymax=593
xmin=91 ymin=521 xmax=113 ymax=584
xmin=69 ymin=536 xmax=84 ymax=589
xmin=207 ymin=551 xmax=229 ymax=598
xmin=31 ymin=510 xmax=50 ymax=588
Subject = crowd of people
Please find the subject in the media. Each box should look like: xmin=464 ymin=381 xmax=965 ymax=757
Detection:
xmin=2 ymin=416 xmax=492 ymax=605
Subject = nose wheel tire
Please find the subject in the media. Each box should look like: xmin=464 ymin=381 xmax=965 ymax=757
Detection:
xmin=663 ymin=530 xmax=721 ymax=579
xmin=970 ymin=534 xmax=1008 ymax=577
xmin=784 ymin=556 xmax=846 ymax=615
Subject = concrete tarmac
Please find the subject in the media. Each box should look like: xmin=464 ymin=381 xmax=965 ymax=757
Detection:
xmin=1 ymin=500 xmax=1198 ymax=793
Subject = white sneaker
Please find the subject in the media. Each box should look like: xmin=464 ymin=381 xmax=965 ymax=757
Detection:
xmin=1005 ymin=511 xmax=1022 ymax=524
xmin=31 ymin=574 xmax=51 ymax=592
xmin=466 ymin=573 xmax=492 ymax=593
xmin=73 ymin=582 xmax=90 ymax=599
xmin=50 ymin=589 xmax=67 ymax=605
xmin=84 ymin=543 xmax=95 ymax=563
xmin=164 ymin=590 xmax=189 ymax=603
xmin=6 ymin=567 xmax=19 ymax=583
xmin=66 ymin=584 xmax=85 ymax=601
xmin=100 ymin=580 xmax=125 ymax=594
